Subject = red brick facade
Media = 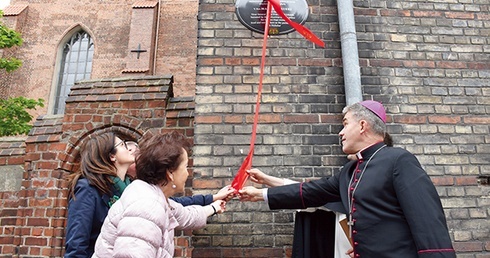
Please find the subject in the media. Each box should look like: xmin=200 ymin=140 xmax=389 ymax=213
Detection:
xmin=1 ymin=0 xmax=489 ymax=257
xmin=0 ymin=0 xmax=198 ymax=116
xmin=0 ymin=75 xmax=197 ymax=256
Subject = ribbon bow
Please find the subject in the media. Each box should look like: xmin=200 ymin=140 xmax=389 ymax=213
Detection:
xmin=267 ymin=0 xmax=325 ymax=48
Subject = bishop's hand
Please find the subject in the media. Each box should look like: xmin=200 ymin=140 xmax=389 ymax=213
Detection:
xmin=238 ymin=186 xmax=264 ymax=202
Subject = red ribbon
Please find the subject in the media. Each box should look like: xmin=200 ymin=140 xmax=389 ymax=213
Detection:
xmin=231 ymin=0 xmax=324 ymax=192
xmin=231 ymin=1 xmax=272 ymax=192
xmin=268 ymin=0 xmax=325 ymax=48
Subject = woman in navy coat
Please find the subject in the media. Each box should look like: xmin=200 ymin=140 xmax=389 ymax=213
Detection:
xmin=65 ymin=132 xmax=135 ymax=257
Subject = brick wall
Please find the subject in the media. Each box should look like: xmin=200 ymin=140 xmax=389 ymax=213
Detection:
xmin=0 ymin=4 xmax=28 ymax=99
xmin=0 ymin=137 xmax=26 ymax=255
xmin=1 ymin=0 xmax=133 ymax=116
xmin=0 ymin=76 xmax=198 ymax=257
xmin=194 ymin=0 xmax=343 ymax=256
xmin=0 ymin=0 xmax=198 ymax=117
xmin=155 ymin=0 xmax=200 ymax=96
xmin=194 ymin=0 xmax=489 ymax=257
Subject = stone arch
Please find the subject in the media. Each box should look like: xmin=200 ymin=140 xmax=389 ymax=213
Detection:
xmin=59 ymin=23 xmax=96 ymax=47
xmin=60 ymin=123 xmax=143 ymax=174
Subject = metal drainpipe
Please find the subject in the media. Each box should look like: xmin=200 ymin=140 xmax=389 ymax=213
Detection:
xmin=153 ymin=0 xmax=161 ymax=75
xmin=337 ymin=0 xmax=362 ymax=105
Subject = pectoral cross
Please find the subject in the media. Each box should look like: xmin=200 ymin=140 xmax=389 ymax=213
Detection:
xmin=348 ymin=214 xmax=354 ymax=239
xmin=348 ymin=214 xmax=354 ymax=226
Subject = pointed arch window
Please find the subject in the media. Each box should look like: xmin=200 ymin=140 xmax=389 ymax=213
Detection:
xmin=53 ymin=31 xmax=94 ymax=114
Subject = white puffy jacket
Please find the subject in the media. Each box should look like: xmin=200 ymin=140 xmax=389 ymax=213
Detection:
xmin=92 ymin=180 xmax=207 ymax=257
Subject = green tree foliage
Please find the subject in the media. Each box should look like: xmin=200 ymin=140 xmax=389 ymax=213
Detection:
xmin=1 ymin=10 xmax=44 ymax=136
xmin=1 ymin=10 xmax=23 ymax=72
xmin=0 ymin=97 xmax=44 ymax=136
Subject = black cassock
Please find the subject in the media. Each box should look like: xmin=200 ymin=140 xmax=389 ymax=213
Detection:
xmin=292 ymin=209 xmax=335 ymax=258
xmin=291 ymin=201 xmax=346 ymax=258
xmin=269 ymin=142 xmax=456 ymax=258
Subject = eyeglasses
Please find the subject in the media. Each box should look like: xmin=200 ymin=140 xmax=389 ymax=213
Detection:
xmin=125 ymin=141 xmax=139 ymax=150
xmin=114 ymin=140 xmax=139 ymax=151
xmin=113 ymin=141 xmax=128 ymax=150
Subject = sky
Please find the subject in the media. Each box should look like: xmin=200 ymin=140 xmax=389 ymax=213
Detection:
xmin=0 ymin=0 xmax=10 ymax=10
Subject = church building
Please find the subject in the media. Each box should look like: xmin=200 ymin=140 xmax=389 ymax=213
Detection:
xmin=0 ymin=0 xmax=488 ymax=257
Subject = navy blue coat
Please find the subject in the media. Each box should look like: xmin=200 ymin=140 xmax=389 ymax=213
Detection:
xmin=64 ymin=178 xmax=114 ymax=258
xmin=64 ymin=178 xmax=212 ymax=257
xmin=172 ymin=194 xmax=213 ymax=206
xmin=268 ymin=143 xmax=456 ymax=258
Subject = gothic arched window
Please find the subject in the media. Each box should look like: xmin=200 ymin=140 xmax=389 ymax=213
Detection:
xmin=53 ymin=31 xmax=94 ymax=114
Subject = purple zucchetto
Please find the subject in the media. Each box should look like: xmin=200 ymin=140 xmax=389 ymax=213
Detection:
xmin=360 ymin=100 xmax=386 ymax=123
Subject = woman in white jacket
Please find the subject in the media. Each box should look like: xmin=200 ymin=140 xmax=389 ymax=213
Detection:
xmin=93 ymin=131 xmax=226 ymax=257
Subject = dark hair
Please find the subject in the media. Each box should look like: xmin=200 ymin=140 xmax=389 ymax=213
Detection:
xmin=135 ymin=131 xmax=191 ymax=186
xmin=67 ymin=132 xmax=123 ymax=198
xmin=384 ymin=132 xmax=393 ymax=147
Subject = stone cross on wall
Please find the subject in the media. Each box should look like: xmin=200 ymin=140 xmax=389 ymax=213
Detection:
xmin=130 ymin=43 xmax=147 ymax=59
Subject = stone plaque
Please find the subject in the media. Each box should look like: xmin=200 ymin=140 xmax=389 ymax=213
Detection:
xmin=235 ymin=0 xmax=309 ymax=35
